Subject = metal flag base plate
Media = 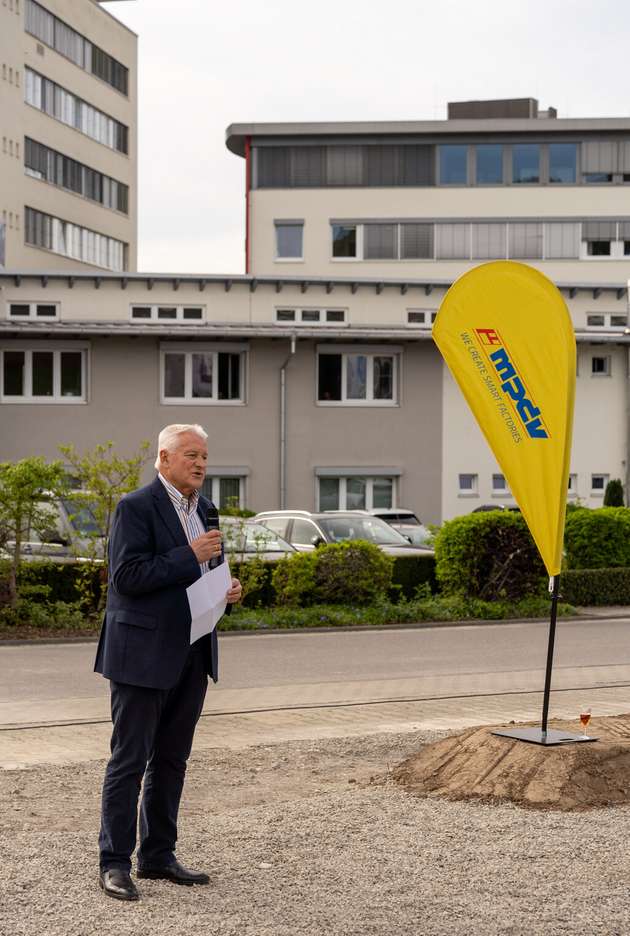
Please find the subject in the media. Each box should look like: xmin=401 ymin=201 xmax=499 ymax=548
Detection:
xmin=492 ymin=727 xmax=598 ymax=746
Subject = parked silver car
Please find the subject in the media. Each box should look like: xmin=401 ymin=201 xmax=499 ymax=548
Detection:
xmin=220 ymin=516 xmax=296 ymax=562
xmin=254 ymin=510 xmax=434 ymax=557
xmin=367 ymin=508 xmax=434 ymax=548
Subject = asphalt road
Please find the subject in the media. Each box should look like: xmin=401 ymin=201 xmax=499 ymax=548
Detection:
xmin=1 ymin=617 xmax=630 ymax=729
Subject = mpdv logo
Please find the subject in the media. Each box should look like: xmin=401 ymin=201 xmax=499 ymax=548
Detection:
xmin=475 ymin=328 xmax=549 ymax=439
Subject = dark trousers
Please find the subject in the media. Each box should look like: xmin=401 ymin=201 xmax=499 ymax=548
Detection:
xmin=98 ymin=646 xmax=208 ymax=872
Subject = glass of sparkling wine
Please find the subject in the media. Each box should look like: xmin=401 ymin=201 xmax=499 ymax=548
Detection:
xmin=579 ymin=708 xmax=592 ymax=738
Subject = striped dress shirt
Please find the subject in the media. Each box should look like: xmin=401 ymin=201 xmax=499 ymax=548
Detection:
xmin=158 ymin=473 xmax=209 ymax=574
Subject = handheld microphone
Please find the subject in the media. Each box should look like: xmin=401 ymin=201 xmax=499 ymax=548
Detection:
xmin=206 ymin=505 xmax=219 ymax=532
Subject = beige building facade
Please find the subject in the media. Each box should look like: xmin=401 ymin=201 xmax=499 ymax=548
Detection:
xmin=1 ymin=98 xmax=630 ymax=523
xmin=0 ymin=0 xmax=137 ymax=272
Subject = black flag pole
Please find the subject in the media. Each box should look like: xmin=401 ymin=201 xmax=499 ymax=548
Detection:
xmin=493 ymin=572 xmax=597 ymax=746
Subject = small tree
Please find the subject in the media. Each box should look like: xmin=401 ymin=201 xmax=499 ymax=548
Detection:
xmin=58 ymin=440 xmax=151 ymax=607
xmin=0 ymin=457 xmax=67 ymax=606
xmin=604 ymin=478 xmax=625 ymax=507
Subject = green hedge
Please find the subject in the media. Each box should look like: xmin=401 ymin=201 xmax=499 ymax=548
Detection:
xmin=392 ymin=554 xmax=437 ymax=597
xmin=564 ymin=507 xmax=630 ymax=569
xmin=434 ymin=510 xmax=546 ymax=601
xmin=2 ymin=551 xmax=438 ymax=611
xmin=561 ymin=567 xmax=630 ymax=606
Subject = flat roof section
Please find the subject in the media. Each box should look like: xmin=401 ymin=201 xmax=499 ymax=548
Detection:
xmin=225 ymin=117 xmax=630 ymax=156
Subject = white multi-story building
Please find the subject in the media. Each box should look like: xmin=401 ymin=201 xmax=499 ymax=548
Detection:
xmin=1 ymin=97 xmax=629 ymax=524
xmin=0 ymin=0 xmax=137 ymax=271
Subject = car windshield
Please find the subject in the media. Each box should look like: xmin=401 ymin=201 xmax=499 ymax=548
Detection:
xmin=376 ymin=513 xmax=421 ymax=525
xmin=60 ymin=497 xmax=103 ymax=536
xmin=319 ymin=516 xmax=409 ymax=545
xmin=390 ymin=523 xmax=432 ymax=546
xmin=222 ymin=520 xmax=293 ymax=553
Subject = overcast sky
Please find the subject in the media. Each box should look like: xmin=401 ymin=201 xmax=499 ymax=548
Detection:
xmin=103 ymin=0 xmax=630 ymax=275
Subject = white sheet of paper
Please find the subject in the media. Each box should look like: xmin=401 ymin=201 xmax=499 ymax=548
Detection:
xmin=187 ymin=561 xmax=231 ymax=645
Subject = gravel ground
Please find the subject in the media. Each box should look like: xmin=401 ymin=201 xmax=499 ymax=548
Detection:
xmin=1 ymin=729 xmax=630 ymax=936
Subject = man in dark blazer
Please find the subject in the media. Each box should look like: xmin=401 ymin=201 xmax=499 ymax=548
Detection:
xmin=95 ymin=423 xmax=242 ymax=901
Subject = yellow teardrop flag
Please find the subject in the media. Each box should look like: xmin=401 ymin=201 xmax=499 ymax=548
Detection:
xmin=432 ymin=261 xmax=575 ymax=577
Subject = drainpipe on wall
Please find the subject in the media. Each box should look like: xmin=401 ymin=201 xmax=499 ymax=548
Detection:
xmin=279 ymin=335 xmax=297 ymax=508
xmin=244 ymin=136 xmax=251 ymax=275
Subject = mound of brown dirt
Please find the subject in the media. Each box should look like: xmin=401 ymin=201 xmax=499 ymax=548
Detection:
xmin=392 ymin=714 xmax=630 ymax=811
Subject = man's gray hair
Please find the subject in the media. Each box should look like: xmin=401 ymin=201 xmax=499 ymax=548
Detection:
xmin=154 ymin=424 xmax=208 ymax=470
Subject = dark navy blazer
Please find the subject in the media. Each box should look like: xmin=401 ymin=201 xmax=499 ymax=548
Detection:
xmin=94 ymin=476 xmax=221 ymax=690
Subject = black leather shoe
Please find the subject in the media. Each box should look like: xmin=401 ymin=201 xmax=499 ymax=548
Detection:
xmin=99 ymin=868 xmax=139 ymax=901
xmin=137 ymin=858 xmax=210 ymax=885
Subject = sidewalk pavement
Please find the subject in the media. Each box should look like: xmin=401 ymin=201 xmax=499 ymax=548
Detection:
xmin=2 ymin=681 xmax=629 ymax=771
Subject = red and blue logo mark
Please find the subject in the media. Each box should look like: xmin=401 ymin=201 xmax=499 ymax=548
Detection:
xmin=475 ymin=328 xmax=549 ymax=439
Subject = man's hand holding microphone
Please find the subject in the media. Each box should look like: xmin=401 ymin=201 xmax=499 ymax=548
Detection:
xmin=190 ymin=528 xmax=243 ymax=605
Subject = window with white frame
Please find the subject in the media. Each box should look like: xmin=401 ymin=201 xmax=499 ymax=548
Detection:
xmin=131 ymin=305 xmax=204 ymax=322
xmin=406 ymin=309 xmax=437 ymax=327
xmin=568 ymin=473 xmax=577 ymax=496
xmin=275 ymin=222 xmax=303 ymax=259
xmin=331 ymin=223 xmax=359 ymax=258
xmin=586 ymin=312 xmax=627 ymax=329
xmin=591 ymin=355 xmax=611 ymax=376
xmin=318 ymin=475 xmax=395 ymax=511
xmin=317 ymin=346 xmax=398 ymax=404
xmin=202 ymin=474 xmax=244 ymax=509
xmin=275 ymin=308 xmax=346 ymax=325
xmin=492 ymin=473 xmax=509 ymax=495
xmin=1 ymin=343 xmax=87 ymax=402
xmin=8 ymin=301 xmax=58 ymax=320
xmin=591 ymin=473 xmax=609 ymax=494
xmin=458 ymin=473 xmax=478 ymax=495
xmin=161 ymin=344 xmax=245 ymax=404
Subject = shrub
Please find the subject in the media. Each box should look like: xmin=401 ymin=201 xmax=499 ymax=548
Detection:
xmin=434 ymin=510 xmax=546 ymax=601
xmin=271 ymin=552 xmax=318 ymax=606
xmin=561 ymin=567 xmax=630 ymax=606
xmin=271 ymin=541 xmax=394 ymax=607
xmin=392 ymin=554 xmax=437 ymax=598
xmin=564 ymin=507 xmax=630 ymax=569
xmin=0 ymin=598 xmax=86 ymax=632
xmin=12 ymin=560 xmax=102 ymax=610
xmin=604 ymin=479 xmax=625 ymax=507
xmin=314 ymin=541 xmax=393 ymax=605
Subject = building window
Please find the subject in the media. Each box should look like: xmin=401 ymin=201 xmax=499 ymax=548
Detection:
xmin=131 ymin=305 xmax=204 ymax=322
xmin=202 ymin=475 xmax=244 ymax=509
xmin=439 ymin=145 xmax=468 ymax=185
xmin=318 ymin=475 xmax=395 ymax=511
xmin=161 ymin=345 xmax=245 ymax=404
xmin=25 ymin=207 xmax=126 ymax=271
xmin=492 ymin=473 xmax=509 ymax=494
xmin=436 ymin=223 xmax=470 ymax=259
xmin=25 ymin=0 xmax=129 ymax=95
xmin=586 ymin=314 xmax=606 ymax=327
xmin=582 ymin=221 xmax=616 ymax=256
xmin=568 ymin=474 xmax=577 ymax=497
xmin=476 ymin=144 xmax=503 ymax=184
xmin=25 ymin=68 xmax=128 ymax=153
xmin=509 ymin=223 xmax=543 ymax=259
xmin=512 ymin=144 xmax=540 ymax=183
xmin=591 ymin=474 xmax=609 ymax=495
xmin=406 ymin=309 xmax=437 ymax=327
xmin=275 ymin=308 xmax=346 ymax=326
xmin=549 ymin=143 xmax=577 ymax=184
xmin=545 ymin=222 xmax=580 ymax=259
xmin=8 ymin=302 xmax=58 ymax=320
xmin=458 ymin=473 xmax=478 ymax=495
xmin=591 ymin=356 xmax=611 ymax=376
xmin=275 ymin=222 xmax=303 ymax=259
xmin=317 ymin=350 xmax=398 ymax=405
xmin=25 ymin=138 xmax=129 ymax=214
xmin=472 ymin=223 xmax=506 ymax=259
xmin=1 ymin=344 xmax=87 ymax=402
xmin=332 ymin=224 xmax=358 ymax=258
